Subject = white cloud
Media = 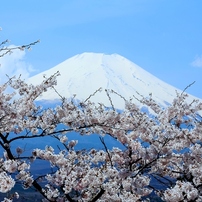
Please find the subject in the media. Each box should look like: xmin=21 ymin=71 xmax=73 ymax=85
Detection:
xmin=0 ymin=45 xmax=34 ymax=84
xmin=191 ymin=55 xmax=202 ymax=68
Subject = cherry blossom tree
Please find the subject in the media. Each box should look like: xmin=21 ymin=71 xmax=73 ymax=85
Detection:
xmin=0 ymin=37 xmax=202 ymax=202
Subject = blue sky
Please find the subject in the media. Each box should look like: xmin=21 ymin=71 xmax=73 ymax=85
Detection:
xmin=0 ymin=0 xmax=202 ymax=98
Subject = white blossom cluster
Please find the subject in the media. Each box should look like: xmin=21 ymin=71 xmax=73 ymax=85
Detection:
xmin=0 ymin=74 xmax=202 ymax=201
xmin=32 ymin=146 xmax=151 ymax=201
xmin=163 ymin=181 xmax=199 ymax=202
xmin=0 ymin=171 xmax=15 ymax=193
xmin=0 ymin=158 xmax=32 ymax=194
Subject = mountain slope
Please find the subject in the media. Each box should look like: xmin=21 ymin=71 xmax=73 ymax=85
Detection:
xmin=28 ymin=52 xmax=199 ymax=109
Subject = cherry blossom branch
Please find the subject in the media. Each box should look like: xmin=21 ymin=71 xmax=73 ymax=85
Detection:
xmin=99 ymin=137 xmax=113 ymax=168
xmin=0 ymin=40 xmax=40 ymax=58
xmin=181 ymin=81 xmax=196 ymax=95
xmin=84 ymin=87 xmax=102 ymax=103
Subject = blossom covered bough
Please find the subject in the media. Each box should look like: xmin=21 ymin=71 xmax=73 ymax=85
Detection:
xmin=1 ymin=37 xmax=202 ymax=202
xmin=0 ymin=73 xmax=202 ymax=202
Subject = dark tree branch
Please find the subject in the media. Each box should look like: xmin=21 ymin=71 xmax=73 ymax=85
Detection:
xmin=99 ymin=137 xmax=113 ymax=168
xmin=89 ymin=188 xmax=105 ymax=202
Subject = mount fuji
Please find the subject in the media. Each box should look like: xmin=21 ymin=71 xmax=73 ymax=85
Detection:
xmin=28 ymin=52 xmax=199 ymax=109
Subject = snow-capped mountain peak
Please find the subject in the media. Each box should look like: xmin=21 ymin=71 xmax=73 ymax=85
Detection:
xmin=28 ymin=52 xmax=199 ymax=109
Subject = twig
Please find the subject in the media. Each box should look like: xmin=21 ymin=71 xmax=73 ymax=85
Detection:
xmin=181 ymin=81 xmax=196 ymax=95
xmin=99 ymin=137 xmax=113 ymax=168
xmin=84 ymin=87 xmax=102 ymax=103
xmin=111 ymin=89 xmax=126 ymax=101
xmin=105 ymin=89 xmax=115 ymax=111
xmin=0 ymin=40 xmax=40 ymax=58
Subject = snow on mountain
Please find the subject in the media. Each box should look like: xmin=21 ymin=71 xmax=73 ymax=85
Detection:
xmin=28 ymin=52 xmax=199 ymax=109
